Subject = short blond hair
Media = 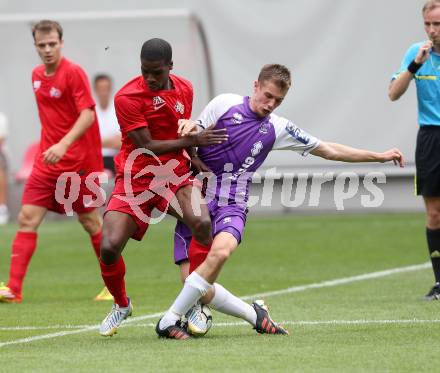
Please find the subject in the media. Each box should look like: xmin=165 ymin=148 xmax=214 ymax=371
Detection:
xmin=423 ymin=0 xmax=440 ymax=13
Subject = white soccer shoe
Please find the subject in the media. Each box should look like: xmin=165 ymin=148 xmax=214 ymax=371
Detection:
xmin=99 ymin=298 xmax=133 ymax=337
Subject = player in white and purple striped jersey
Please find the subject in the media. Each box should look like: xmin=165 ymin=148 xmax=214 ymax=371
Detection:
xmin=174 ymin=92 xmax=320 ymax=266
xmin=157 ymin=64 xmax=404 ymax=339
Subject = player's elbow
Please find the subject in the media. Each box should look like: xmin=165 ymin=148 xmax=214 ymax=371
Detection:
xmin=388 ymin=90 xmax=400 ymax=102
xmin=313 ymin=143 xmax=339 ymax=161
xmin=81 ymin=108 xmax=95 ymax=126
xmin=388 ymin=82 xmax=403 ymax=102
xmin=88 ymin=109 xmax=95 ymax=123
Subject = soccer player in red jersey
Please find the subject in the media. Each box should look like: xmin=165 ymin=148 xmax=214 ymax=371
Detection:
xmin=98 ymin=38 xmax=228 ymax=339
xmin=0 ymin=20 xmax=111 ymax=303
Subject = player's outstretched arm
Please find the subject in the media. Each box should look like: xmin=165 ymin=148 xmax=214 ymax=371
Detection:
xmin=128 ymin=125 xmax=228 ymax=156
xmin=310 ymin=142 xmax=404 ymax=167
xmin=43 ymin=108 xmax=95 ymax=164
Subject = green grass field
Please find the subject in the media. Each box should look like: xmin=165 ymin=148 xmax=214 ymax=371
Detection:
xmin=0 ymin=213 xmax=438 ymax=372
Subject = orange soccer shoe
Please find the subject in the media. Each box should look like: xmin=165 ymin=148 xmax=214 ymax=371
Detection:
xmin=0 ymin=283 xmax=22 ymax=303
xmin=94 ymin=286 xmax=114 ymax=301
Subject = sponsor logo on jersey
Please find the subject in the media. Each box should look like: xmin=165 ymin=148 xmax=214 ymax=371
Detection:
xmin=232 ymin=112 xmax=243 ymax=124
xmin=175 ymin=101 xmax=185 ymax=114
xmin=286 ymin=121 xmax=310 ymax=144
xmin=259 ymin=121 xmax=270 ymax=134
xmin=33 ymin=80 xmax=41 ymax=91
xmin=223 ymin=217 xmax=232 ymax=224
xmin=49 ymin=87 xmax=62 ymax=98
xmin=153 ymin=96 xmax=166 ymax=110
xmin=231 ymin=156 xmax=255 ymax=181
xmin=251 ymin=141 xmax=263 ymax=156
xmin=231 ymin=140 xmax=264 ymax=180
xmin=415 ymin=75 xmax=437 ymax=80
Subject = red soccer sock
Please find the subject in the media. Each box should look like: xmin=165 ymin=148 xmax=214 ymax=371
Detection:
xmin=7 ymin=231 xmax=38 ymax=295
xmin=90 ymin=230 xmax=102 ymax=259
xmin=189 ymin=239 xmax=211 ymax=274
xmin=99 ymin=256 xmax=129 ymax=307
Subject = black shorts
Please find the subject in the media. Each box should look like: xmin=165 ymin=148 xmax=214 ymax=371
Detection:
xmin=415 ymin=125 xmax=440 ymax=196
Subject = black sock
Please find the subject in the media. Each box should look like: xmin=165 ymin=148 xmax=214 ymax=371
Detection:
xmin=426 ymin=228 xmax=440 ymax=284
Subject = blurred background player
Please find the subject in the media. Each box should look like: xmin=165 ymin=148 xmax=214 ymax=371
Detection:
xmin=93 ymin=74 xmax=121 ymax=176
xmin=98 ymin=38 xmax=228 ymax=339
xmin=389 ymin=0 xmax=440 ymax=300
xmin=0 ymin=20 xmax=112 ymax=303
xmin=157 ymin=63 xmax=404 ymax=338
xmin=0 ymin=111 xmax=9 ymax=224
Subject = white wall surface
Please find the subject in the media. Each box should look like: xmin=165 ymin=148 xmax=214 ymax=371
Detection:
xmin=0 ymin=0 xmax=428 ymax=174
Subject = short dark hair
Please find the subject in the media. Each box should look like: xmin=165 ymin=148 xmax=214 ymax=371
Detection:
xmin=140 ymin=38 xmax=172 ymax=63
xmin=94 ymin=74 xmax=113 ymax=85
xmin=32 ymin=20 xmax=63 ymax=40
xmin=258 ymin=64 xmax=291 ymax=90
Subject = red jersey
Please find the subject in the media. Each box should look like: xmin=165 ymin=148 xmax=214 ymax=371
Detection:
xmin=114 ymin=74 xmax=193 ymax=192
xmin=32 ymin=57 xmax=103 ymax=178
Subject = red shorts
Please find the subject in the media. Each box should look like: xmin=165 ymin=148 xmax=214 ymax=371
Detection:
xmin=106 ymin=175 xmax=200 ymax=241
xmin=22 ymin=170 xmax=101 ymax=215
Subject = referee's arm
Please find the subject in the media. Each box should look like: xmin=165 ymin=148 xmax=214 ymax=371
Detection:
xmin=389 ymin=40 xmax=433 ymax=101
xmin=388 ymin=71 xmax=413 ymax=101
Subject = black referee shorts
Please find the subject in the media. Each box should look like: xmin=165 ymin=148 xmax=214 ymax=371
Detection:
xmin=415 ymin=125 xmax=440 ymax=196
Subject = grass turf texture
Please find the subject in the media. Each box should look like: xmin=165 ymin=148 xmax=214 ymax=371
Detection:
xmin=0 ymin=213 xmax=438 ymax=372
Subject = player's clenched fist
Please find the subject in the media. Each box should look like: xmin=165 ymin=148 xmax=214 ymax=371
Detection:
xmin=415 ymin=40 xmax=433 ymax=64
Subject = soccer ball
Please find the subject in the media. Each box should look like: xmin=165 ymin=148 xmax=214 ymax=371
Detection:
xmin=184 ymin=302 xmax=213 ymax=337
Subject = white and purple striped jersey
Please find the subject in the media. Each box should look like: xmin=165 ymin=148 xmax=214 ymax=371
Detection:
xmin=196 ymin=94 xmax=320 ymax=208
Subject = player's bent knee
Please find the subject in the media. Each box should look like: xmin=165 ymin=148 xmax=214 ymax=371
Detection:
xmin=78 ymin=217 xmax=93 ymax=233
xmin=192 ymin=217 xmax=212 ymax=242
xmin=100 ymin=236 xmax=123 ymax=264
xmin=208 ymin=247 xmax=231 ymax=265
xmin=17 ymin=209 xmax=39 ymax=231
xmin=427 ymin=210 xmax=440 ymax=229
xmin=78 ymin=212 xmax=102 ymax=235
xmin=100 ymin=246 xmax=119 ymax=265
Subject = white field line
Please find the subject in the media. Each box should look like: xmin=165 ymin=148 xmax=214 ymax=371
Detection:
xmin=126 ymin=319 xmax=440 ymax=328
xmin=0 ymin=262 xmax=431 ymax=347
xmin=0 ymin=325 xmax=99 ymax=331
xmin=240 ymin=262 xmax=431 ymax=300
xmin=0 ymin=312 xmax=163 ymax=348
xmin=4 ymin=317 xmax=440 ymax=332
